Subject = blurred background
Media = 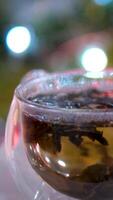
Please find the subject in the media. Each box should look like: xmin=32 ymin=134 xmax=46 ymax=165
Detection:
xmin=1 ymin=0 xmax=113 ymax=119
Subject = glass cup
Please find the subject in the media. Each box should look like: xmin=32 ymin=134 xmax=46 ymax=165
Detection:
xmin=5 ymin=69 xmax=113 ymax=200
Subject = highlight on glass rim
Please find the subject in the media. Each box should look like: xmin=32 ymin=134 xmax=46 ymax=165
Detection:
xmin=1 ymin=0 xmax=113 ymax=200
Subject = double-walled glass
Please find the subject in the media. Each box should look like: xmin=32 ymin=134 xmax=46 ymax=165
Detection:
xmin=5 ymin=70 xmax=113 ymax=200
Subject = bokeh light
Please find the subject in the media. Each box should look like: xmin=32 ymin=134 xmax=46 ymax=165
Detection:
xmin=81 ymin=47 xmax=108 ymax=72
xmin=94 ymin=0 xmax=113 ymax=6
xmin=6 ymin=26 xmax=31 ymax=54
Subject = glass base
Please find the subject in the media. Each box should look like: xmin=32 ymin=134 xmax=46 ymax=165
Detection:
xmin=0 ymin=144 xmax=24 ymax=200
xmin=6 ymin=139 xmax=77 ymax=200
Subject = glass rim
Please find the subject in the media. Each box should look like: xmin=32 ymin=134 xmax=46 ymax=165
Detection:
xmin=15 ymin=69 xmax=113 ymax=116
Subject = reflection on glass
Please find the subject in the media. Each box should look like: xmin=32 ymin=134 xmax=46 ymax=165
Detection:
xmin=57 ymin=160 xmax=66 ymax=167
xmin=45 ymin=156 xmax=51 ymax=164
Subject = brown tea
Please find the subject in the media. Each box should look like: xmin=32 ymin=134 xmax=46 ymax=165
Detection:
xmin=22 ymin=89 xmax=113 ymax=199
